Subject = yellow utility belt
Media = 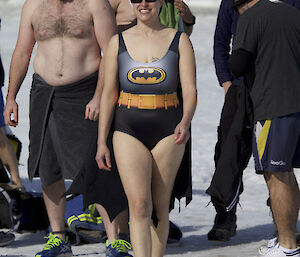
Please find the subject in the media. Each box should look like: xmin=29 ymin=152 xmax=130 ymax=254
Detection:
xmin=117 ymin=91 xmax=179 ymax=110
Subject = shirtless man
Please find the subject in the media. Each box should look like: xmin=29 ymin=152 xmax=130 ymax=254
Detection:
xmin=3 ymin=0 xmax=122 ymax=256
xmin=109 ymin=0 xmax=195 ymax=35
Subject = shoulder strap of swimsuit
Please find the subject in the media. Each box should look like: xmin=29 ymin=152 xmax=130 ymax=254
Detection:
xmin=168 ymin=31 xmax=182 ymax=53
xmin=118 ymin=33 xmax=128 ymax=55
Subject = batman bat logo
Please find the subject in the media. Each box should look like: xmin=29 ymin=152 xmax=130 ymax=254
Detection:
xmin=127 ymin=67 xmax=166 ymax=85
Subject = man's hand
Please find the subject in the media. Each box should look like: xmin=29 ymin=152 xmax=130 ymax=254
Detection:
xmin=222 ymin=81 xmax=232 ymax=95
xmin=4 ymin=99 xmax=18 ymax=127
xmin=174 ymin=0 xmax=194 ymax=25
xmin=85 ymin=97 xmax=100 ymax=121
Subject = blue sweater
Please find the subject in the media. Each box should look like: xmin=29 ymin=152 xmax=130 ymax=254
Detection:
xmin=213 ymin=0 xmax=300 ymax=86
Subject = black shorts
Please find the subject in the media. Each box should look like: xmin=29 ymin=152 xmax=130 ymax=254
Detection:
xmin=253 ymin=112 xmax=300 ymax=173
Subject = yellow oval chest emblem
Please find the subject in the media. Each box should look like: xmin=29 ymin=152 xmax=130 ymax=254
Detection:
xmin=128 ymin=67 xmax=166 ymax=85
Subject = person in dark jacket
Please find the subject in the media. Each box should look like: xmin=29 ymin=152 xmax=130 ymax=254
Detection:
xmin=207 ymin=0 xmax=299 ymax=242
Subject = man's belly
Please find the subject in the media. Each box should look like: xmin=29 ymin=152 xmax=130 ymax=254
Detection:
xmin=33 ymin=39 xmax=101 ymax=86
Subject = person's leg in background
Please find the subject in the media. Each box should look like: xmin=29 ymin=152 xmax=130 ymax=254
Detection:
xmin=254 ymin=113 xmax=300 ymax=257
xmin=208 ymin=85 xmax=241 ymax=242
xmin=265 ymin=171 xmax=300 ymax=250
xmin=0 ymin=87 xmax=22 ymax=188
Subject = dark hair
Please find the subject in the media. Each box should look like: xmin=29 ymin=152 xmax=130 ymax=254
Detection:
xmin=230 ymin=0 xmax=250 ymax=11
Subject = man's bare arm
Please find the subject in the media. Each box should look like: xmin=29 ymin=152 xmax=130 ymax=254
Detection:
xmin=85 ymin=0 xmax=117 ymax=121
xmin=108 ymin=0 xmax=121 ymax=14
xmin=93 ymin=0 xmax=117 ymax=101
xmin=5 ymin=0 xmax=36 ymax=126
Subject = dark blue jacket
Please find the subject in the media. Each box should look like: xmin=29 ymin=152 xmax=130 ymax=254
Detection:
xmin=0 ymin=18 xmax=4 ymax=87
xmin=213 ymin=0 xmax=300 ymax=87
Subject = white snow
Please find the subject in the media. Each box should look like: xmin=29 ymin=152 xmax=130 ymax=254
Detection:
xmin=0 ymin=3 xmax=299 ymax=257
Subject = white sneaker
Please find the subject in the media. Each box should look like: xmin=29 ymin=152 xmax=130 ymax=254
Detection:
xmin=259 ymin=237 xmax=279 ymax=255
xmin=260 ymin=243 xmax=300 ymax=257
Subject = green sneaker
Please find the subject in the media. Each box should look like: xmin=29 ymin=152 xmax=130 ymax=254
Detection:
xmin=35 ymin=233 xmax=73 ymax=257
xmin=106 ymin=239 xmax=132 ymax=257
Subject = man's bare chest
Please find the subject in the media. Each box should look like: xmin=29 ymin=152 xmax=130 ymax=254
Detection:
xmin=32 ymin=0 xmax=93 ymax=41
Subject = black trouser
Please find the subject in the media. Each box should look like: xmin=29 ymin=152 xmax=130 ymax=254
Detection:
xmin=207 ymin=84 xmax=253 ymax=211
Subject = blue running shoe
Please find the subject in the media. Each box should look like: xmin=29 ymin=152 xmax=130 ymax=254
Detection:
xmin=35 ymin=233 xmax=73 ymax=257
xmin=106 ymin=239 xmax=132 ymax=257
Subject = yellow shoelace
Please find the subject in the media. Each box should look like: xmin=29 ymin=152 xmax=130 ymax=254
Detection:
xmin=109 ymin=239 xmax=132 ymax=252
xmin=43 ymin=233 xmax=63 ymax=250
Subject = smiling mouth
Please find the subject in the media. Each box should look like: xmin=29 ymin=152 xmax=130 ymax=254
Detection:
xmin=139 ymin=9 xmax=151 ymax=13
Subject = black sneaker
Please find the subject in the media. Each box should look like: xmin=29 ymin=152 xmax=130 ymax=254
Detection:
xmin=167 ymin=221 xmax=182 ymax=247
xmin=0 ymin=231 xmax=15 ymax=247
xmin=207 ymin=206 xmax=237 ymax=242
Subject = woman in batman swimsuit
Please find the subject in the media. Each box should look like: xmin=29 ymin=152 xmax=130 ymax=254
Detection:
xmin=96 ymin=0 xmax=196 ymax=256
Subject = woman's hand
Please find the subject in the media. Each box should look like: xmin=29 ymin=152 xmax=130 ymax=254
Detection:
xmin=95 ymin=143 xmax=112 ymax=171
xmin=174 ymin=122 xmax=190 ymax=144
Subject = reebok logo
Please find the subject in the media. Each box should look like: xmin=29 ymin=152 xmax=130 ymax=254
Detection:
xmin=270 ymin=160 xmax=286 ymax=166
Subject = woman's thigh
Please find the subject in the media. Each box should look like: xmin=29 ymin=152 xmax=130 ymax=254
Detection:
xmin=151 ymin=134 xmax=186 ymax=207
xmin=113 ymin=131 xmax=153 ymax=203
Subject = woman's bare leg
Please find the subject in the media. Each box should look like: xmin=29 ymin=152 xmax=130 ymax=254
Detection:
xmin=113 ymin=131 xmax=153 ymax=257
xmin=150 ymin=135 xmax=185 ymax=257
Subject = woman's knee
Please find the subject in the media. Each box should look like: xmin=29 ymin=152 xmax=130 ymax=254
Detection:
xmin=153 ymin=199 xmax=170 ymax=220
xmin=129 ymin=198 xmax=152 ymax=219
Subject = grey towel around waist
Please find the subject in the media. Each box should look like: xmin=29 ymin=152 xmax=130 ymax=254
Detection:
xmin=28 ymin=72 xmax=98 ymax=181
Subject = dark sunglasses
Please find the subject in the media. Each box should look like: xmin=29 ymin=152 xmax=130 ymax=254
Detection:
xmin=131 ymin=0 xmax=157 ymax=3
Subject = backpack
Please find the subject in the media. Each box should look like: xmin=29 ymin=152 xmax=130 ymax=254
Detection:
xmin=0 ymin=186 xmax=13 ymax=228
xmin=0 ymin=186 xmax=49 ymax=232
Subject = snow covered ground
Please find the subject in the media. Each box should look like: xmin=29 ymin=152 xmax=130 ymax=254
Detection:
xmin=0 ymin=1 xmax=299 ymax=257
